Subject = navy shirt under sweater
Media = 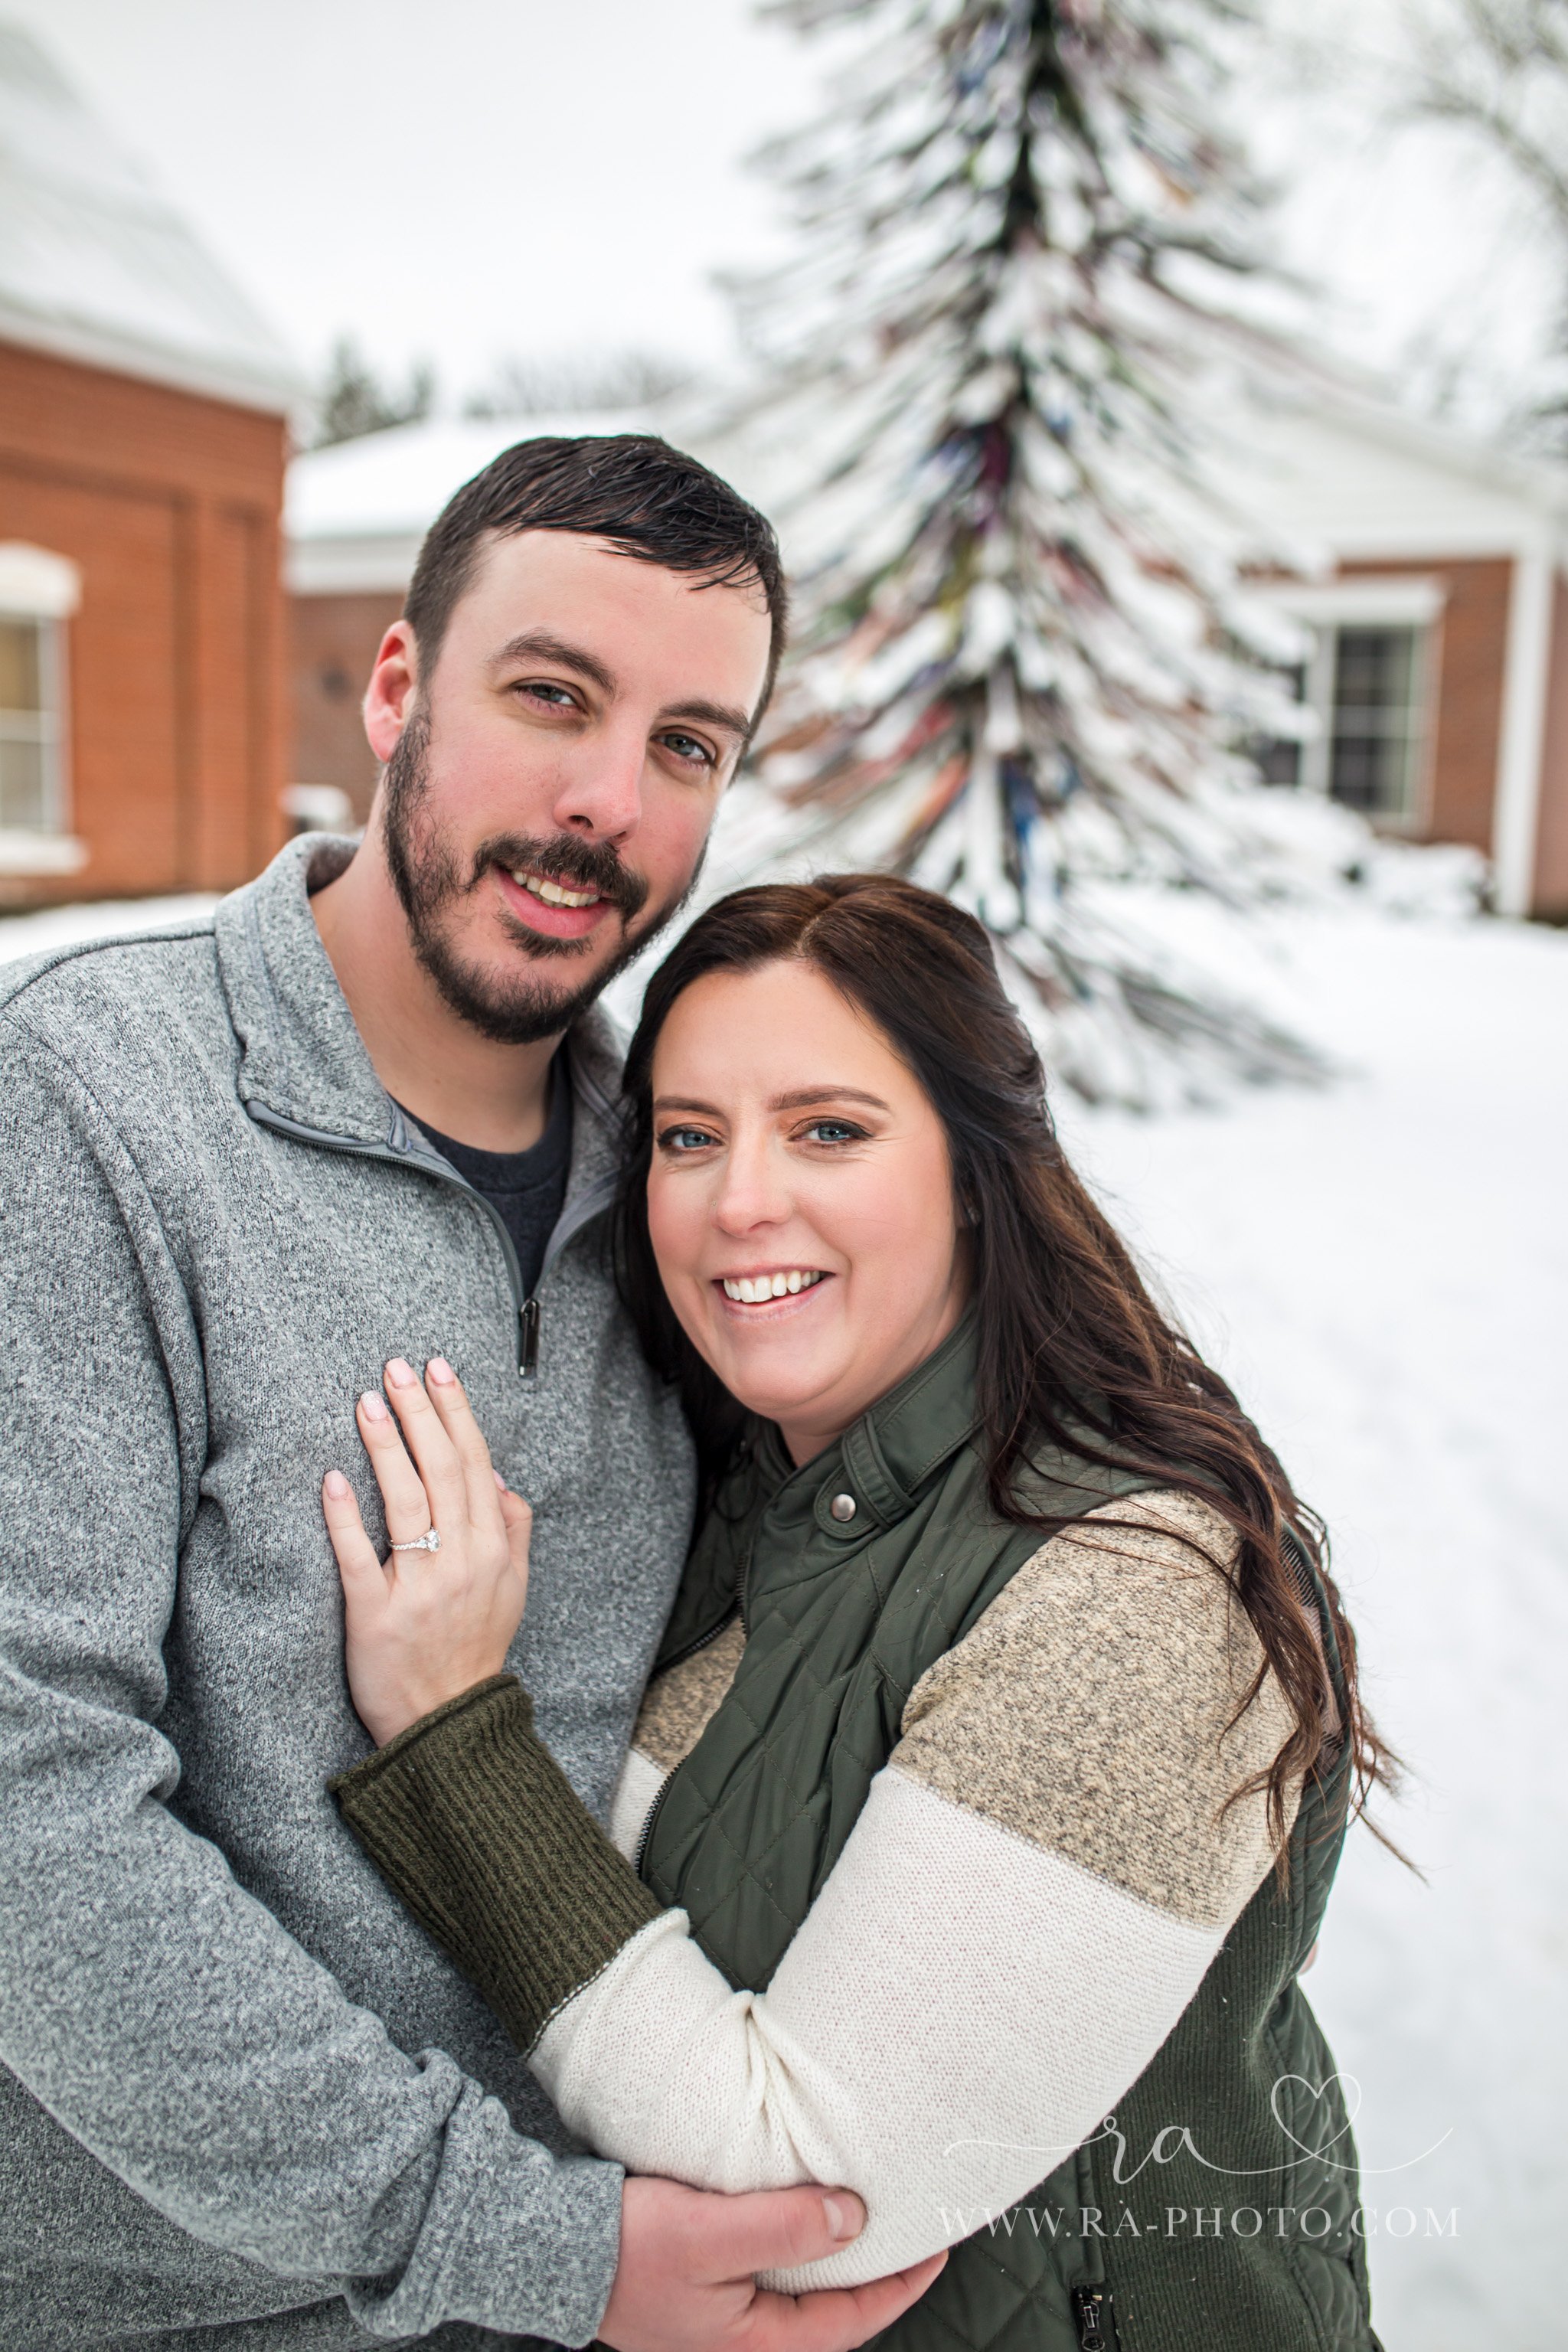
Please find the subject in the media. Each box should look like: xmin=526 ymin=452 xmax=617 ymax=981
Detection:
xmin=402 ymin=1047 xmax=573 ymax=1300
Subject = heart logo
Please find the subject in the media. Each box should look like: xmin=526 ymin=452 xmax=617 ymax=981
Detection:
xmin=1270 ymin=2072 xmax=1362 ymax=2161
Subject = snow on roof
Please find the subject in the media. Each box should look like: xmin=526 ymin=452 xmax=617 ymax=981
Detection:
xmin=286 ymin=411 xmax=652 ymax=593
xmin=0 ymin=21 xmax=300 ymax=413
xmin=1228 ymin=374 xmax=1568 ymax=567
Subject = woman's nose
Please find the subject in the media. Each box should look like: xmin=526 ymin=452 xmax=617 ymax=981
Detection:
xmin=711 ymin=1135 xmax=792 ymax=1233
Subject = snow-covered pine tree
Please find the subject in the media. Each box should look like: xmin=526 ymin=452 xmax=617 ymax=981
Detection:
xmin=717 ymin=0 xmax=1331 ymax=1106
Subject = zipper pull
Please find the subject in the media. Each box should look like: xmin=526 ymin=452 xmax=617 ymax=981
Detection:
xmin=518 ymin=1297 xmax=540 ymax=1379
xmin=1072 ymin=2286 xmax=1112 ymax=2351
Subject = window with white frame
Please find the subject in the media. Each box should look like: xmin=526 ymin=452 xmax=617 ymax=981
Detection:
xmin=0 ymin=610 xmax=64 ymax=833
xmin=1252 ymin=581 xmax=1442 ymax=830
xmin=0 ymin=543 xmax=83 ymax=871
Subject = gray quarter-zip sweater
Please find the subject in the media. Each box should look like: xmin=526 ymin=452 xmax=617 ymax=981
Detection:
xmin=0 ymin=835 xmax=695 ymax=2349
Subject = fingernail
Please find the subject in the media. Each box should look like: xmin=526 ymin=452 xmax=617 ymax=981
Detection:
xmin=385 ymin=1357 xmax=416 ymax=1387
xmin=324 ymin=1469 xmax=350 ymax=1498
xmin=426 ymin=1356 xmax=455 ymax=1384
xmin=359 ymin=1391 xmax=390 ymax=1421
xmin=493 ymin=1469 xmax=508 ymax=1490
xmin=823 ymin=2193 xmax=863 ymax=2242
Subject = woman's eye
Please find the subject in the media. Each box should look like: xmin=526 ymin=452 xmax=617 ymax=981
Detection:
xmin=801 ymin=1119 xmax=867 ymax=1145
xmin=656 ymin=1125 xmax=719 ymax=1153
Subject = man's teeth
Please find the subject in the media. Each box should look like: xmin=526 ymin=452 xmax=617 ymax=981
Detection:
xmin=722 ymin=1271 xmax=825 ymax=1304
xmin=511 ymin=869 xmax=601 ymax=909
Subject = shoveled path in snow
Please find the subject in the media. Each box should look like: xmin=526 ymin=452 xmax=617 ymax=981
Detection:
xmin=1056 ymin=910 xmax=1568 ymax=2351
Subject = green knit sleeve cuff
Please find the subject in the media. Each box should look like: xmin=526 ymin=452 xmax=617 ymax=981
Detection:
xmin=331 ymin=1675 xmax=664 ymax=2054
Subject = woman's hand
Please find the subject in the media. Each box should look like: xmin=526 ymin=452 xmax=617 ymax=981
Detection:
xmin=322 ymin=1354 xmax=532 ymax=1747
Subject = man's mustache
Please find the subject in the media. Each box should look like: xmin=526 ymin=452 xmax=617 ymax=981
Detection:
xmin=469 ymin=833 xmax=651 ymax=926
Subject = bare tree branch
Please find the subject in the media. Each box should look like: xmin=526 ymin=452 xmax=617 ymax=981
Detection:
xmin=1400 ymin=0 xmax=1568 ymax=230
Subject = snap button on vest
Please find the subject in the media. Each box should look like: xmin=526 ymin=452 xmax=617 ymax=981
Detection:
xmin=829 ymin=1492 xmax=857 ymax=1522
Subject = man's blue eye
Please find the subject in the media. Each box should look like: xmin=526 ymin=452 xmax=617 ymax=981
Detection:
xmin=663 ymin=733 xmax=712 ymax=765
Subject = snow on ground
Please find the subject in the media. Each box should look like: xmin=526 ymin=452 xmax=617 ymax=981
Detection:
xmin=1055 ymin=908 xmax=1568 ymax=2350
xmin=0 ymin=893 xmax=219 ymax=965
xmin=2 ymin=889 xmax=1562 ymax=2345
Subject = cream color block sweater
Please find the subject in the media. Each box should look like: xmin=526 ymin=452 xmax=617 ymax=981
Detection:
xmin=337 ymin=1491 xmax=1298 ymax=2289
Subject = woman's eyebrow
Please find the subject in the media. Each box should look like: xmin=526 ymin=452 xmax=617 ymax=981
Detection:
xmin=652 ymin=1088 xmax=890 ymax=1116
xmin=769 ymin=1087 xmax=890 ymax=1112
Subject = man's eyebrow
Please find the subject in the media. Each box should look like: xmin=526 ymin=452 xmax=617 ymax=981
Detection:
xmin=652 ymin=1087 xmax=891 ymax=1116
xmin=488 ymin=630 xmax=618 ymax=697
xmin=659 ymin=697 xmax=755 ymax=746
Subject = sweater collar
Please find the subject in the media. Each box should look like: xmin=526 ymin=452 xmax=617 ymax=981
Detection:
xmin=214 ymin=831 xmax=626 ymax=1183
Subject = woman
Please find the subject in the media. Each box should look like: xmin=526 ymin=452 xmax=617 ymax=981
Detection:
xmin=322 ymin=876 xmax=1386 ymax=2352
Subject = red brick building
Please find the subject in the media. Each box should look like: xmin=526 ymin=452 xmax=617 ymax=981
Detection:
xmin=0 ymin=25 xmax=299 ymax=907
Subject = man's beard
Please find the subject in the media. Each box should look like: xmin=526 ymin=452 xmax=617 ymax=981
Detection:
xmin=381 ymin=705 xmax=702 ymax=1044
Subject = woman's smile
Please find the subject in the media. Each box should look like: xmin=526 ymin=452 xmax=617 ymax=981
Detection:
xmin=718 ymin=1268 xmax=830 ymax=1307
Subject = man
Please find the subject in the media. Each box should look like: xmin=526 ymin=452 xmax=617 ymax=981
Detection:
xmin=0 ymin=436 xmax=932 ymax=2350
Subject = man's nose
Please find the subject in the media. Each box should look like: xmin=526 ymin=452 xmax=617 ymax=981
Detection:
xmin=550 ymin=725 xmax=644 ymax=844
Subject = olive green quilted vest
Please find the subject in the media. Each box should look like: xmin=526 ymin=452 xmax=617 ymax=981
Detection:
xmin=639 ymin=1320 xmax=1375 ymax=2352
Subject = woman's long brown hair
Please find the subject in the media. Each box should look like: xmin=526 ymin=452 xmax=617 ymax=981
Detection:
xmin=613 ymin=873 xmax=1396 ymax=1851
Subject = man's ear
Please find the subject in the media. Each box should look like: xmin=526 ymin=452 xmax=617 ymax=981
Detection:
xmin=364 ymin=619 xmax=420 ymax=763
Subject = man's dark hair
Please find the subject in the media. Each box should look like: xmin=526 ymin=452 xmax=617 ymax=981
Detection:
xmin=403 ymin=433 xmax=789 ymax=723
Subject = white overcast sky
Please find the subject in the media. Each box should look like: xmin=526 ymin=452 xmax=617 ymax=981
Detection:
xmin=10 ymin=0 xmax=1561 ymax=421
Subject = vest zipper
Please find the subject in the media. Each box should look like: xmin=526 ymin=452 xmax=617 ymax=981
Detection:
xmin=1071 ymin=2286 xmax=1112 ymax=2350
xmin=632 ymin=1769 xmax=671 ymax=1878
xmin=1073 ymin=2141 xmax=1119 ymax=2349
xmin=737 ymin=1525 xmax=762 ymax=1637
xmin=632 ymin=1603 xmax=741 ymax=1880
xmin=654 ymin=1602 xmax=740 ymax=1681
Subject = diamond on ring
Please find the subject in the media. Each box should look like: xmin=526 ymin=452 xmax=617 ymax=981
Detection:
xmin=389 ymin=1528 xmax=441 ymax=1553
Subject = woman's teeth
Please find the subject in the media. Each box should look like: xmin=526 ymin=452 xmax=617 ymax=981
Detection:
xmin=511 ymin=869 xmax=601 ymax=909
xmin=722 ymin=1271 xmax=825 ymax=1304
